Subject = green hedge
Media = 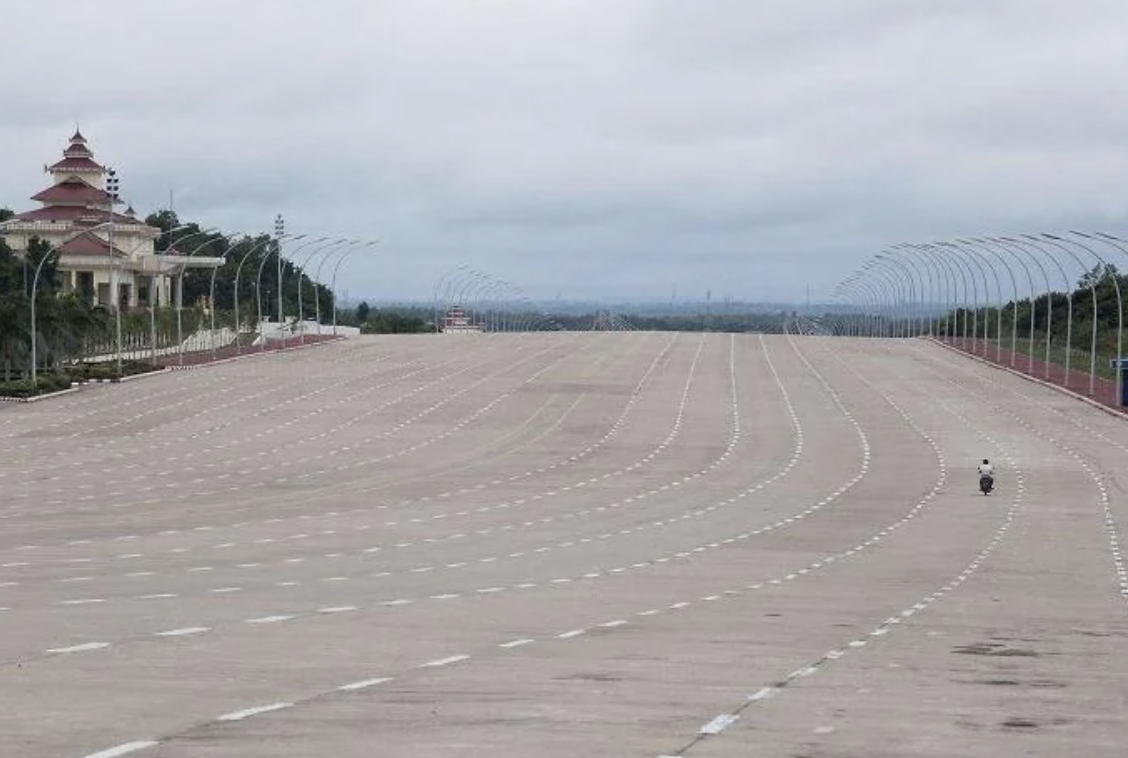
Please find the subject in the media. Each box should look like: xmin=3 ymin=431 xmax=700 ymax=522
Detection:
xmin=0 ymin=361 xmax=162 ymax=397
xmin=0 ymin=374 xmax=71 ymax=398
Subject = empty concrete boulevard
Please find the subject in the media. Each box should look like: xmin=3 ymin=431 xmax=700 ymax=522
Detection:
xmin=1 ymin=333 xmax=1126 ymax=757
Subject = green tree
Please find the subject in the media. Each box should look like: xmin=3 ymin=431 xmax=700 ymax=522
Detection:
xmin=0 ymin=293 xmax=29 ymax=380
xmin=26 ymin=237 xmax=60 ymax=295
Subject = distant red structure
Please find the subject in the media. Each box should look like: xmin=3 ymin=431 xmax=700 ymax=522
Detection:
xmin=440 ymin=305 xmax=483 ymax=333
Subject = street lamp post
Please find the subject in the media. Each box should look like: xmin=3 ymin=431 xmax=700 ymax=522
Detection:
xmin=208 ymin=248 xmax=229 ymax=361
xmin=28 ymin=249 xmax=60 ymax=386
xmin=315 ymin=241 xmax=378 ymax=335
xmin=255 ymin=259 xmax=271 ymax=353
xmin=327 ymin=244 xmax=371 ymax=336
xmin=943 ymin=242 xmax=1003 ymax=359
xmin=28 ymin=224 xmax=113 ymax=384
xmin=988 ymin=238 xmax=1056 ymax=376
xmin=149 ymin=223 xmax=199 ymax=365
xmin=296 ymin=238 xmax=347 ymax=344
xmin=255 ymin=230 xmax=311 ymax=351
xmin=1043 ymin=233 xmax=1119 ymax=397
xmin=959 ymin=239 xmax=1023 ymax=366
xmin=255 ymin=248 xmax=282 ymax=352
xmin=1020 ymin=235 xmax=1089 ymax=387
xmin=171 ymin=230 xmax=226 ymax=365
xmin=275 ymin=215 xmax=285 ymax=330
xmin=103 ymin=169 xmax=125 ymax=379
xmin=1084 ymin=232 xmax=1128 ymax=403
xmin=232 ymin=235 xmax=293 ymax=354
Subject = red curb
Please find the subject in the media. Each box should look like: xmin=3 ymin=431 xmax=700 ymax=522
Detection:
xmin=926 ymin=337 xmax=1128 ymax=420
xmin=159 ymin=335 xmax=344 ymax=370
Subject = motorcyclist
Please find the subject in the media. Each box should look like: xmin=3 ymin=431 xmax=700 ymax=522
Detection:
xmin=978 ymin=458 xmax=994 ymax=492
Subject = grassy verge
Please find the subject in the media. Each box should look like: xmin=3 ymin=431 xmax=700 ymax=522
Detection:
xmin=985 ymin=336 xmax=1121 ymax=381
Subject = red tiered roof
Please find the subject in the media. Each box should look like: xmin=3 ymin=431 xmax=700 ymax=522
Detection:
xmin=56 ymin=232 xmax=125 ymax=257
xmin=49 ymin=130 xmax=102 ymax=172
xmin=14 ymin=205 xmax=141 ymax=225
xmin=31 ymin=178 xmax=111 ymax=206
xmin=47 ymin=156 xmax=103 ymax=172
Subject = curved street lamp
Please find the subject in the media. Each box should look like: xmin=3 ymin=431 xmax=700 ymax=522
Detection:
xmin=889 ymin=246 xmax=933 ymax=337
xmin=232 ymin=234 xmax=287 ymax=354
xmin=942 ymin=242 xmax=1003 ymax=359
xmin=327 ymin=241 xmax=380 ymax=336
xmin=1001 ymin=236 xmax=1074 ymax=381
xmin=1024 ymin=234 xmax=1099 ymax=391
xmin=989 ymin=237 xmax=1058 ymax=376
xmin=432 ymin=264 xmax=469 ymax=334
xmin=28 ymin=223 xmax=113 ymax=385
xmin=296 ymin=238 xmax=351 ymax=344
xmin=1080 ymin=231 xmax=1128 ymax=403
xmin=256 ymin=233 xmax=336 ymax=351
xmin=958 ymin=239 xmax=1022 ymax=366
xmin=1043 ymin=233 xmax=1120 ymax=397
xmin=968 ymin=238 xmax=1040 ymax=369
xmin=167 ymin=228 xmax=227 ymax=364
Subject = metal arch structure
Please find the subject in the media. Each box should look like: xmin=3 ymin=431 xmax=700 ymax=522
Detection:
xmin=985 ymin=237 xmax=1059 ymax=377
xmin=1078 ymin=231 xmax=1128 ymax=402
xmin=849 ymin=280 xmax=885 ymax=338
xmin=888 ymin=246 xmax=934 ymax=337
xmin=828 ymin=230 xmax=1127 ymax=408
xmin=941 ymin=242 xmax=1004 ymax=360
xmin=898 ymin=244 xmax=952 ymax=340
xmin=957 ymin=238 xmax=1023 ymax=367
xmin=967 ymin=237 xmax=1042 ymax=370
xmin=935 ymin=242 xmax=982 ymax=351
xmin=1019 ymin=235 xmax=1096 ymax=390
xmin=1041 ymin=233 xmax=1121 ymax=398
xmin=858 ymin=262 xmax=900 ymax=337
xmin=431 ymin=265 xmax=470 ymax=334
xmin=923 ymin=243 xmax=968 ymax=344
xmin=1001 ymin=236 xmax=1075 ymax=381
xmin=874 ymin=252 xmax=920 ymax=337
xmin=910 ymin=243 xmax=971 ymax=346
xmin=832 ymin=277 xmax=870 ymax=337
xmin=834 ymin=276 xmax=885 ymax=337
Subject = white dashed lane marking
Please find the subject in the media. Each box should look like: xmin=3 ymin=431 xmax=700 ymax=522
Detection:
xmin=216 ymin=702 xmax=293 ymax=722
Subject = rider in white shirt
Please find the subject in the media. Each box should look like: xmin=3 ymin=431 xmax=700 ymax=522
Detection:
xmin=978 ymin=459 xmax=994 ymax=477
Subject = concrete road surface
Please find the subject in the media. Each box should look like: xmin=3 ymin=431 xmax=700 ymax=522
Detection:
xmin=1 ymin=333 xmax=1126 ymax=758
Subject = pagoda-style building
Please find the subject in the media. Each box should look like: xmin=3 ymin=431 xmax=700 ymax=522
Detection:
xmin=0 ymin=130 xmax=220 ymax=308
xmin=439 ymin=305 xmax=484 ymax=333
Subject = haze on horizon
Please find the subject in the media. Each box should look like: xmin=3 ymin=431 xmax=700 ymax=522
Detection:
xmin=2 ymin=0 xmax=1127 ymax=304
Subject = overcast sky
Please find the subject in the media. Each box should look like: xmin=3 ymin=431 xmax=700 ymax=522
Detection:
xmin=3 ymin=0 xmax=1127 ymax=304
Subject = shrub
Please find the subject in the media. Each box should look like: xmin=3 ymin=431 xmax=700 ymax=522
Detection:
xmin=0 ymin=379 xmax=37 ymax=398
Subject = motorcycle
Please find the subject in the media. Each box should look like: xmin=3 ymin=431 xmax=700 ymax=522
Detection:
xmin=979 ymin=474 xmax=994 ymax=495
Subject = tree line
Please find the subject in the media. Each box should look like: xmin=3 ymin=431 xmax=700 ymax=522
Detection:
xmin=0 ymin=207 xmax=340 ymax=389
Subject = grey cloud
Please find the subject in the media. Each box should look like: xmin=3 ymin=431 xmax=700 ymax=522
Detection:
xmin=4 ymin=0 xmax=1128 ymax=302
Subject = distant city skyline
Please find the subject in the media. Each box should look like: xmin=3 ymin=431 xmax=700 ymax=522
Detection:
xmin=3 ymin=1 xmax=1127 ymax=304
